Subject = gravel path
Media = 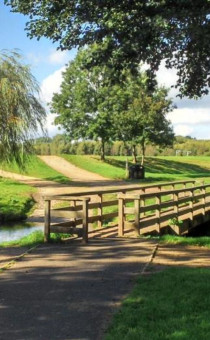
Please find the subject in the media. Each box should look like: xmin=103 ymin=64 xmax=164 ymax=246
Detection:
xmin=39 ymin=155 xmax=112 ymax=183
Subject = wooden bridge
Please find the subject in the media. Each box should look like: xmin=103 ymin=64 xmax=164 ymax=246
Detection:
xmin=44 ymin=180 xmax=210 ymax=243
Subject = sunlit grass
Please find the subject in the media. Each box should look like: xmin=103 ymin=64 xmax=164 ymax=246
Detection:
xmin=0 ymin=231 xmax=72 ymax=248
xmin=0 ymin=177 xmax=36 ymax=221
xmin=105 ymin=266 xmax=210 ymax=340
xmin=0 ymin=155 xmax=70 ymax=184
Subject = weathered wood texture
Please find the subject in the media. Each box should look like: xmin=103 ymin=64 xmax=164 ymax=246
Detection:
xmin=43 ymin=180 xmax=199 ymax=242
xmin=118 ymin=184 xmax=210 ymax=236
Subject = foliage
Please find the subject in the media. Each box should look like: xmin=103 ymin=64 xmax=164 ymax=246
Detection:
xmin=0 ymin=155 xmax=71 ymax=184
xmin=0 ymin=177 xmax=36 ymax=221
xmin=110 ymin=76 xmax=174 ymax=163
xmin=35 ymin=135 xmax=210 ymax=157
xmin=51 ymin=48 xmax=174 ymax=161
xmin=51 ymin=48 xmax=115 ymax=160
xmin=0 ymin=50 xmax=46 ymax=166
xmin=106 ymin=267 xmax=210 ymax=339
xmin=5 ymin=0 xmax=210 ymax=97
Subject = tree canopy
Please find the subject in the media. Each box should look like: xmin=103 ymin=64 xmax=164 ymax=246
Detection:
xmin=0 ymin=50 xmax=46 ymax=165
xmin=5 ymin=0 xmax=210 ymax=98
xmin=51 ymin=48 xmax=174 ymax=162
xmin=110 ymin=76 xmax=174 ymax=163
xmin=51 ymin=50 xmax=114 ymax=160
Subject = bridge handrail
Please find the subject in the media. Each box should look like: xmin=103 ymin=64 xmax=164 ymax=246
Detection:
xmin=44 ymin=179 xmax=197 ymax=199
xmin=118 ymin=184 xmax=210 ymax=200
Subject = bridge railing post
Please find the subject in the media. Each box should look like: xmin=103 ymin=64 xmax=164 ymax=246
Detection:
xmin=44 ymin=199 xmax=51 ymax=243
xmin=155 ymin=194 xmax=161 ymax=233
xmin=202 ymin=187 xmax=206 ymax=216
xmin=118 ymin=195 xmax=125 ymax=236
xmin=82 ymin=198 xmax=90 ymax=244
xmin=173 ymin=192 xmax=178 ymax=217
xmin=189 ymin=189 xmax=194 ymax=221
xmin=134 ymin=198 xmax=140 ymax=235
xmin=97 ymin=194 xmax=103 ymax=228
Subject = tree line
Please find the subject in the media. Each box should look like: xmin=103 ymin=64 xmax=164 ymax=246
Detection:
xmin=35 ymin=135 xmax=210 ymax=158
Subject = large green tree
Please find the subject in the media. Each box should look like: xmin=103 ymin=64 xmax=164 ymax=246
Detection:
xmin=51 ymin=49 xmax=114 ymax=160
xmin=0 ymin=50 xmax=46 ymax=165
xmin=111 ymin=77 xmax=175 ymax=164
xmin=5 ymin=0 xmax=210 ymax=98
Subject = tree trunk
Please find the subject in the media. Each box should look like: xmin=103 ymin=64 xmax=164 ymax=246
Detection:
xmin=141 ymin=139 xmax=146 ymax=166
xmin=132 ymin=145 xmax=137 ymax=164
xmin=100 ymin=140 xmax=105 ymax=161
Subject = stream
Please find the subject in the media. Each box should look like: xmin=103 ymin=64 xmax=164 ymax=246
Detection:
xmin=0 ymin=222 xmax=43 ymax=243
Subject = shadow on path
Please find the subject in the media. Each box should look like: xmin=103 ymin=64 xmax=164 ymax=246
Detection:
xmin=0 ymin=238 xmax=156 ymax=340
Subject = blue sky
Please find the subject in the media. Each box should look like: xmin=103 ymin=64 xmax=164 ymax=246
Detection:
xmin=1 ymin=2 xmax=210 ymax=139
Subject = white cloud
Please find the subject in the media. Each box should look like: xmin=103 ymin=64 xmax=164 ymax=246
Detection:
xmin=168 ymin=108 xmax=210 ymax=126
xmin=45 ymin=113 xmax=63 ymax=137
xmin=40 ymin=66 xmax=66 ymax=104
xmin=157 ymin=63 xmax=210 ymax=139
xmin=173 ymin=125 xmax=194 ymax=137
xmin=48 ymin=50 xmax=70 ymax=65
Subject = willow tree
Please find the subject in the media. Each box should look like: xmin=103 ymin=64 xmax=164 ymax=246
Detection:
xmin=0 ymin=50 xmax=46 ymax=165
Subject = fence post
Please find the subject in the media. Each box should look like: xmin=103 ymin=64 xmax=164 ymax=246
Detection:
xmin=173 ymin=192 xmax=178 ymax=217
xmin=189 ymin=189 xmax=194 ymax=222
xmin=82 ymin=199 xmax=89 ymax=243
xmin=155 ymin=194 xmax=161 ymax=233
xmin=118 ymin=196 xmax=124 ymax=236
xmin=134 ymin=198 xmax=140 ymax=235
xmin=97 ymin=194 xmax=103 ymax=228
xmin=44 ymin=199 xmax=51 ymax=243
xmin=202 ymin=186 xmax=206 ymax=216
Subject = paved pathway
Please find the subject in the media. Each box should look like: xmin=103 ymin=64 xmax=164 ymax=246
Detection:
xmin=0 ymin=238 xmax=156 ymax=340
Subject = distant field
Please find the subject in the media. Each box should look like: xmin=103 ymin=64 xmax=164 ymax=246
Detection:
xmin=0 ymin=155 xmax=70 ymax=184
xmin=62 ymin=155 xmax=210 ymax=183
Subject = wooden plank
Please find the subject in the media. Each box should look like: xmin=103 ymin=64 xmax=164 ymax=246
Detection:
xmin=88 ymin=212 xmax=118 ymax=224
xmin=118 ymin=198 xmax=124 ymax=236
xmin=134 ymin=199 xmax=140 ymax=235
xmin=52 ymin=221 xmax=79 ymax=228
xmin=44 ymin=180 xmax=198 ymax=201
xmin=124 ymin=207 xmax=135 ymax=214
xmin=88 ymin=215 xmax=101 ymax=223
xmin=156 ymin=195 xmax=161 ymax=233
xmin=97 ymin=194 xmax=102 ymax=228
xmin=101 ymin=200 xmax=118 ymax=207
xmin=102 ymin=212 xmax=118 ymax=220
xmin=44 ymin=195 xmax=90 ymax=201
xmin=82 ymin=199 xmax=89 ymax=243
xmin=50 ymin=210 xmax=84 ymax=219
xmin=50 ymin=226 xmax=83 ymax=236
xmin=44 ymin=200 xmax=51 ymax=243
xmin=140 ymin=203 xmax=159 ymax=213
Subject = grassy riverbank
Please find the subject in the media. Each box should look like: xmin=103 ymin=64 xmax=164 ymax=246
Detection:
xmin=0 ymin=230 xmax=70 ymax=248
xmin=0 ymin=155 xmax=70 ymax=183
xmin=0 ymin=177 xmax=36 ymax=222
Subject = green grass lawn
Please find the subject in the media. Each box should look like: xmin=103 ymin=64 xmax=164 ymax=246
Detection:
xmin=0 ymin=155 xmax=70 ymax=184
xmin=0 ymin=177 xmax=36 ymax=221
xmin=61 ymin=155 xmax=210 ymax=183
xmin=105 ymin=266 xmax=210 ymax=340
xmin=0 ymin=230 xmax=70 ymax=248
